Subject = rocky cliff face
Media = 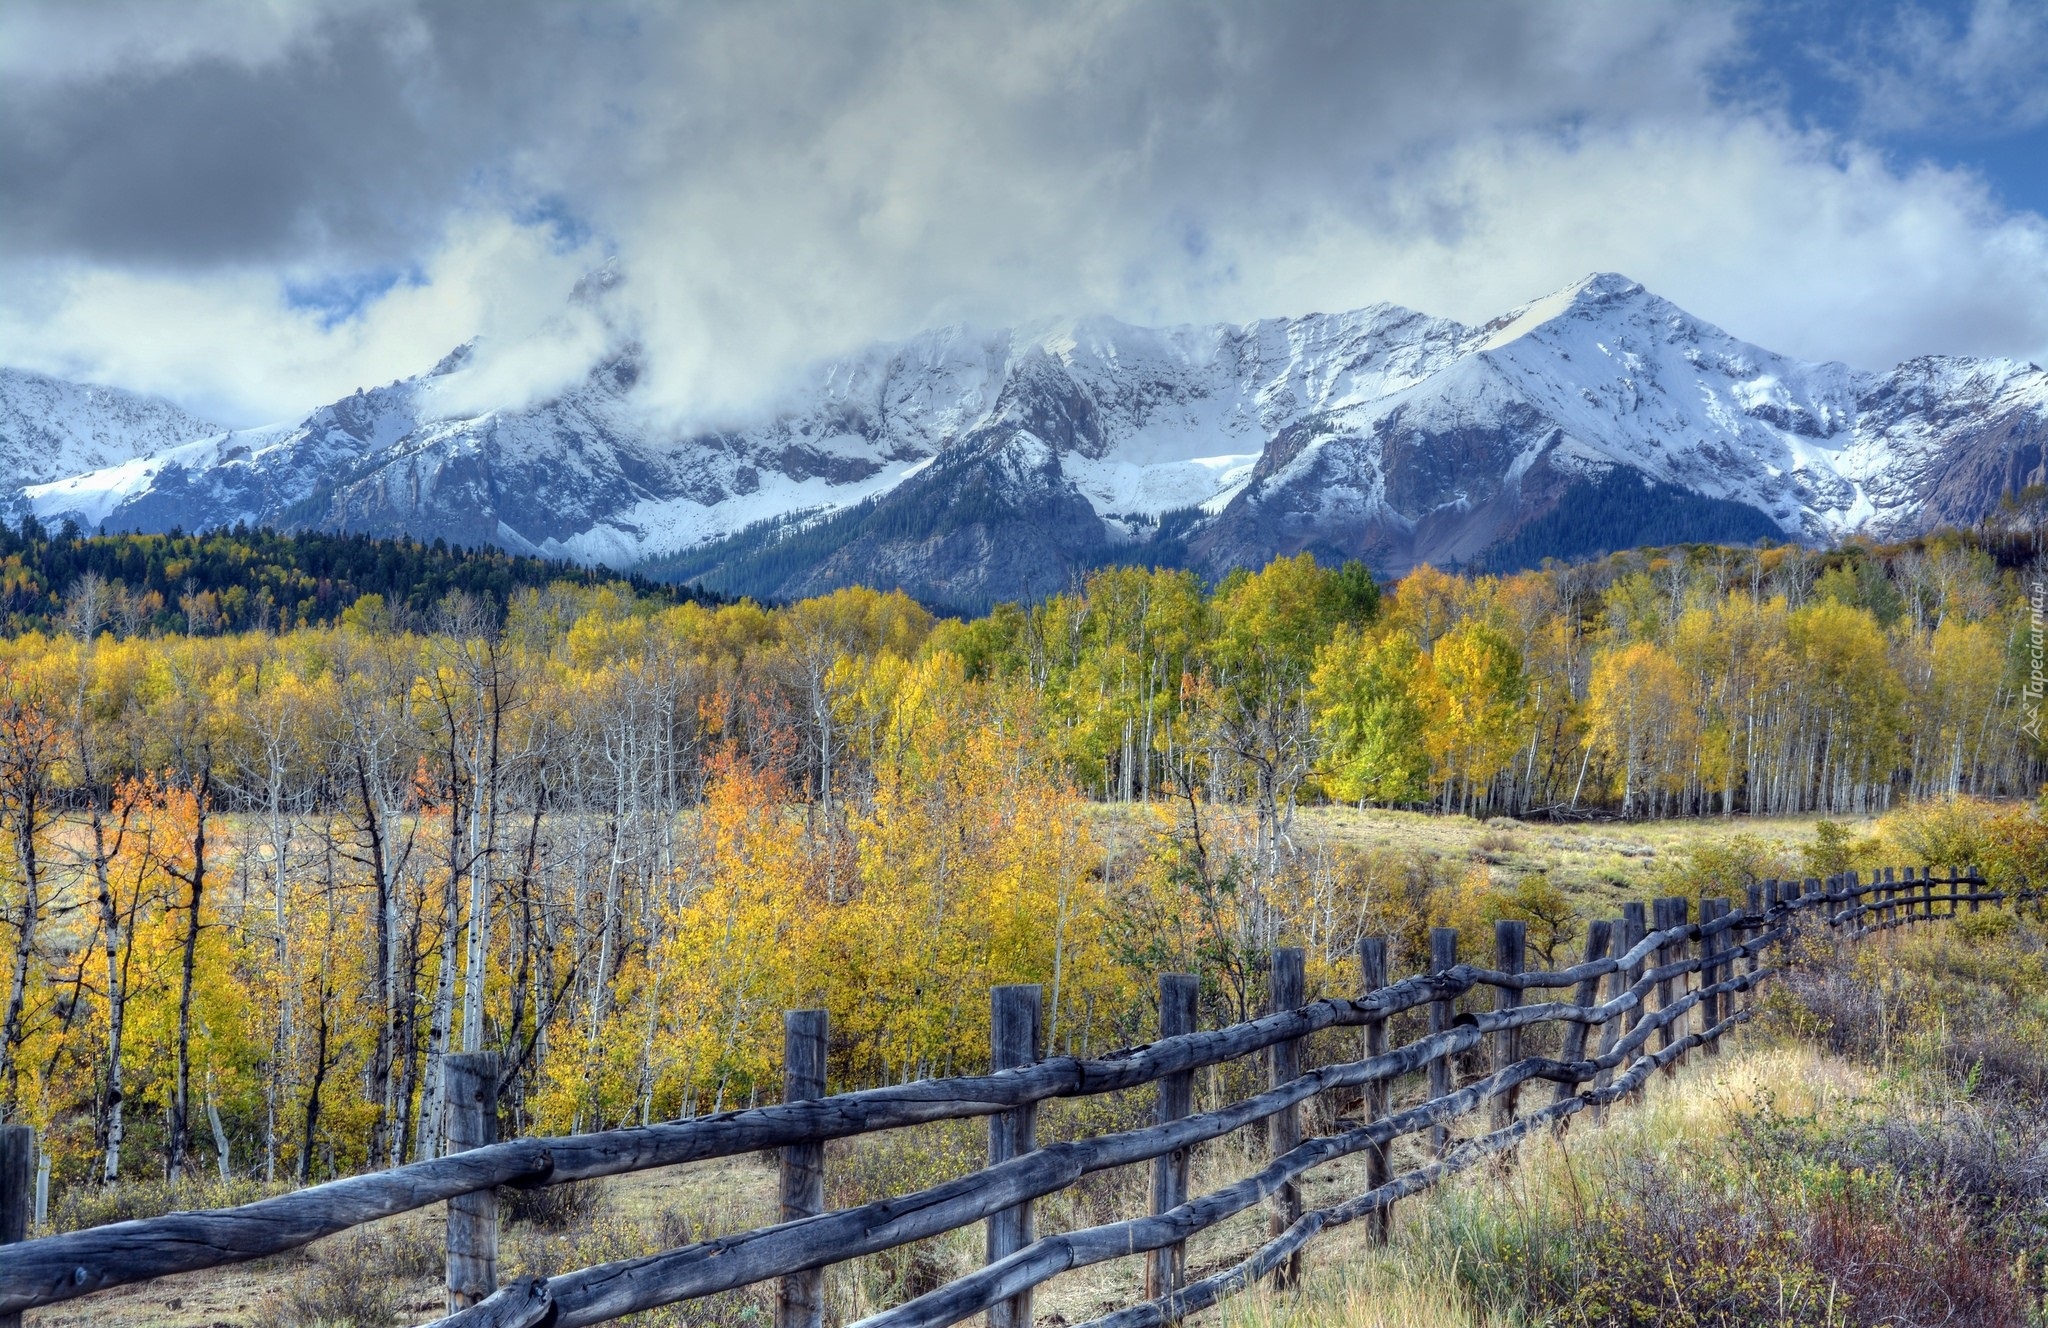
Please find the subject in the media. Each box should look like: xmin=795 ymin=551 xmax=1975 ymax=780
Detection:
xmin=0 ymin=368 xmax=219 ymax=520
xmin=11 ymin=272 xmax=2047 ymax=608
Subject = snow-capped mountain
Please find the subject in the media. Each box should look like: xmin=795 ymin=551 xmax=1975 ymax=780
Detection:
xmin=9 ymin=273 xmax=2047 ymax=608
xmin=0 ymin=369 xmax=219 ymax=514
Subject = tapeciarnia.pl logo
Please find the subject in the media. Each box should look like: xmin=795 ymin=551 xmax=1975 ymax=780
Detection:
xmin=2024 ymin=578 xmax=2045 ymax=741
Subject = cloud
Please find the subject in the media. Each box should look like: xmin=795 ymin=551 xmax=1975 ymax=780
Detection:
xmin=0 ymin=216 xmax=603 ymax=423
xmin=0 ymin=0 xmax=398 ymax=86
xmin=1192 ymin=118 xmax=2048 ymax=371
xmin=1828 ymin=0 xmax=2048 ymax=137
xmin=0 ymin=1 xmax=567 ymax=268
xmin=3 ymin=0 xmax=2047 ymax=430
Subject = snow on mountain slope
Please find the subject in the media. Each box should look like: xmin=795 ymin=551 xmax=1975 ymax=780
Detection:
xmin=0 ymin=368 xmax=219 ymax=506
xmin=25 ymin=353 xmax=440 ymax=537
xmin=1191 ymin=274 xmax=2045 ymax=578
xmin=10 ymin=272 xmax=2047 ymax=607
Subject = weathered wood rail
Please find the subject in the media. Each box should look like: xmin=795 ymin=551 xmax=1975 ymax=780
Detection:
xmin=0 ymin=865 xmax=2029 ymax=1327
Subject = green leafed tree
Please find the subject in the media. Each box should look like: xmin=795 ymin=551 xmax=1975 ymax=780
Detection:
xmin=1310 ymin=625 xmax=1431 ymax=805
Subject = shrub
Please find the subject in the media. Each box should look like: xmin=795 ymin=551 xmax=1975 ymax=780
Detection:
xmin=1957 ymin=908 xmax=2020 ymax=944
xmin=1483 ymin=872 xmax=1579 ymax=966
xmin=1747 ymin=1100 xmax=2048 ymax=1246
xmin=825 ymin=1119 xmax=982 ymax=1210
xmin=1800 ymin=819 xmax=1878 ymax=879
xmin=501 ymin=1178 xmax=605 ymax=1229
xmin=249 ymin=1225 xmax=441 ymax=1328
xmin=1981 ymin=804 xmax=2048 ymax=898
xmin=51 ymin=1174 xmax=287 ymax=1233
xmin=1486 ymin=1135 xmax=2034 ymax=1327
xmin=1545 ymin=1162 xmax=1833 ymax=1328
xmin=1802 ymin=1188 xmax=2025 ymax=1327
xmin=251 ymin=1265 xmax=400 ymax=1328
xmin=1655 ymin=833 xmax=1795 ymax=901
xmin=1878 ymin=795 xmax=2000 ymax=872
xmin=1473 ymin=827 xmax=1522 ymax=859
xmin=503 ymin=1198 xmax=775 ymax=1328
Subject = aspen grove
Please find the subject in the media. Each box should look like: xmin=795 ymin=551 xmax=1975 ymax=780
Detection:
xmin=0 ymin=532 xmax=2041 ymax=1193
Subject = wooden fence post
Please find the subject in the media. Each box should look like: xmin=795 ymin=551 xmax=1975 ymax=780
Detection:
xmin=1266 ymin=947 xmax=1305 ymax=1290
xmin=1653 ymin=898 xmax=1686 ymax=1078
xmin=0 ymin=1126 xmax=30 ymax=1328
xmin=1965 ymin=865 xmax=1979 ymax=914
xmin=1489 ymin=920 xmax=1526 ymax=1132
xmin=1427 ymin=927 xmax=1458 ymax=1156
xmin=1144 ymin=973 xmax=1197 ymax=1299
xmin=987 ymin=985 xmax=1041 ymax=1328
xmin=1742 ymin=884 xmax=1764 ymax=1014
xmin=1967 ymin=864 xmax=1984 ymax=915
xmin=442 ymin=1052 xmax=500 ymax=1314
xmin=1554 ymin=920 xmax=1611 ymax=1107
xmin=1591 ymin=916 xmax=1628 ymax=1122
xmin=1619 ymin=901 xmax=1648 ymax=1048
xmin=1700 ymin=898 xmax=1728 ymax=1054
xmin=1357 ymin=938 xmax=1390 ymax=1245
xmin=777 ymin=1010 xmax=828 ymax=1328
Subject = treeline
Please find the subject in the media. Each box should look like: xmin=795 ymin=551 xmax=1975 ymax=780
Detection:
xmin=0 ymin=530 xmax=2041 ymax=1198
xmin=0 ymin=518 xmax=709 ymax=636
xmin=966 ymin=534 xmax=2045 ymax=819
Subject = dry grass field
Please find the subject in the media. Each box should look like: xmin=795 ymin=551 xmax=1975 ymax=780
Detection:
xmin=30 ymin=802 xmax=2041 ymax=1328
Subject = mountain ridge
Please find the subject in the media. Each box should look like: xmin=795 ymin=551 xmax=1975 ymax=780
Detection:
xmin=9 ymin=272 xmax=2047 ymax=608
xmin=0 ymin=367 xmax=221 ymax=505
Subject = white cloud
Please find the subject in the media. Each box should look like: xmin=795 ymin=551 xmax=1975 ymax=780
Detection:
xmin=1831 ymin=0 xmax=2048 ymax=136
xmin=0 ymin=216 xmax=603 ymax=425
xmin=1205 ymin=120 xmax=2048 ymax=370
xmin=4 ymin=0 xmax=2048 ymax=433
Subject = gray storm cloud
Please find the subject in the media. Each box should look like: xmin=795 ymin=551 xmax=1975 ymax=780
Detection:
xmin=3 ymin=0 xmax=2048 ymax=426
xmin=0 ymin=1 xmax=1729 ymax=265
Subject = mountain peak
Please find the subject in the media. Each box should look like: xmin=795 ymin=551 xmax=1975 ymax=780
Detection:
xmin=1474 ymin=271 xmax=1679 ymax=352
xmin=10 ymin=273 xmax=2044 ymax=604
xmin=1564 ymin=271 xmax=1648 ymax=302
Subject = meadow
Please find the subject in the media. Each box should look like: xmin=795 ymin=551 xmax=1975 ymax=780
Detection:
xmin=24 ymin=798 xmax=2046 ymax=1327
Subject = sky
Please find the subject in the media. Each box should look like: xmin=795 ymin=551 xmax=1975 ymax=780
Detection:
xmin=2 ymin=0 xmax=2047 ymax=428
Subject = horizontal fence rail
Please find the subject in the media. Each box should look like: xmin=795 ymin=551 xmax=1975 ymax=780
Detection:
xmin=0 ymin=865 xmax=2029 ymax=1328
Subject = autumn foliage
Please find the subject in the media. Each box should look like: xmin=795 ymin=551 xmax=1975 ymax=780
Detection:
xmin=0 ymin=534 xmax=2036 ymax=1199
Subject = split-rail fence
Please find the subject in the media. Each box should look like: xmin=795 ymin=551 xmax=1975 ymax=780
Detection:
xmin=0 ymin=864 xmax=2029 ymax=1328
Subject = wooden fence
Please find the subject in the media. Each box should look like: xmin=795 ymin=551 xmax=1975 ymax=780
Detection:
xmin=0 ymin=864 xmax=2030 ymax=1328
